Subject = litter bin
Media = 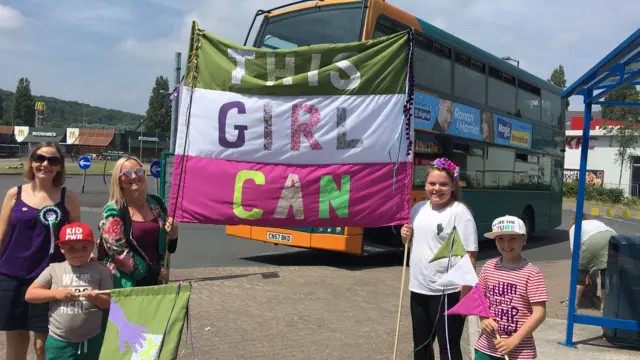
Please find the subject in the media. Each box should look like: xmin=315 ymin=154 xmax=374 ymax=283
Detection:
xmin=602 ymin=234 xmax=640 ymax=348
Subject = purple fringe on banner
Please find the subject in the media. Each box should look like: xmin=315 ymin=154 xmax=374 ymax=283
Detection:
xmin=402 ymin=30 xmax=415 ymax=158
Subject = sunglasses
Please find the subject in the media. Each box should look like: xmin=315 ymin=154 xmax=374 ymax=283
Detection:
xmin=32 ymin=154 xmax=62 ymax=167
xmin=121 ymin=167 xmax=145 ymax=178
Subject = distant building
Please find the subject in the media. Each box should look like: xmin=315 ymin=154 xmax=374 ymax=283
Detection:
xmin=565 ymin=113 xmax=640 ymax=196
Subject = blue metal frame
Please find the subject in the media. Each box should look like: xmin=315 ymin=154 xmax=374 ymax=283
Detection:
xmin=561 ymin=27 xmax=640 ymax=347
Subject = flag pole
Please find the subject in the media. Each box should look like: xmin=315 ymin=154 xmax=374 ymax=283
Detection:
xmin=495 ymin=331 xmax=510 ymax=360
xmin=392 ymin=242 xmax=410 ymax=360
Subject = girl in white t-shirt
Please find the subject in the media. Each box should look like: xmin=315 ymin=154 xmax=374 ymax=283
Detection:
xmin=401 ymin=157 xmax=479 ymax=360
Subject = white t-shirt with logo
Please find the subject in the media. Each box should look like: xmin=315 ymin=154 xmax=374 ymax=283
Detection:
xmin=409 ymin=200 xmax=479 ymax=295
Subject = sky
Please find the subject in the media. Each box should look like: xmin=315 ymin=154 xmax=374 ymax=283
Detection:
xmin=0 ymin=0 xmax=637 ymax=115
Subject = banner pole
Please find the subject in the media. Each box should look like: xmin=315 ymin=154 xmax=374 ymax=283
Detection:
xmin=392 ymin=243 xmax=410 ymax=360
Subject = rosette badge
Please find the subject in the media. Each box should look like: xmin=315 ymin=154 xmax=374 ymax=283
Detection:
xmin=38 ymin=205 xmax=63 ymax=254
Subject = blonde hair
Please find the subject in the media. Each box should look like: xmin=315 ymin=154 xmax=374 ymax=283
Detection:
xmin=24 ymin=142 xmax=66 ymax=187
xmin=570 ymin=213 xmax=592 ymax=228
xmin=107 ymin=156 xmax=144 ymax=208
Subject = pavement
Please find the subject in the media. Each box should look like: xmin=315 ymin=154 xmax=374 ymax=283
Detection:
xmin=563 ymin=198 xmax=640 ymax=221
xmin=2 ymin=261 xmax=637 ymax=359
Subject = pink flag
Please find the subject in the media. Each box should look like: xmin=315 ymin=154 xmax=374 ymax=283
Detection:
xmin=445 ymin=282 xmax=490 ymax=318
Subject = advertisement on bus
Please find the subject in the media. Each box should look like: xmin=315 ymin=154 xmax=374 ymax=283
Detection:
xmin=413 ymin=91 xmax=532 ymax=149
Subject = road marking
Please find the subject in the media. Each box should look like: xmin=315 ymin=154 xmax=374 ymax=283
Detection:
xmin=602 ymin=216 xmax=640 ymax=226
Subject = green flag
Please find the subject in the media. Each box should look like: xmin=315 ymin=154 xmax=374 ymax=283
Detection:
xmin=99 ymin=282 xmax=191 ymax=360
xmin=429 ymin=227 xmax=467 ymax=263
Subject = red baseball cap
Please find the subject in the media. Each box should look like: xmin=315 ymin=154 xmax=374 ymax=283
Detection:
xmin=57 ymin=222 xmax=95 ymax=244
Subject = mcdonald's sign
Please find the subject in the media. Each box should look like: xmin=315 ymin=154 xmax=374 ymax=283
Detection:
xmin=14 ymin=126 xmax=29 ymax=142
xmin=35 ymin=101 xmax=47 ymax=112
xmin=66 ymin=128 xmax=79 ymax=144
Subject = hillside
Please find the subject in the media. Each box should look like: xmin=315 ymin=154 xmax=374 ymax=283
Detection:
xmin=0 ymin=88 xmax=144 ymax=130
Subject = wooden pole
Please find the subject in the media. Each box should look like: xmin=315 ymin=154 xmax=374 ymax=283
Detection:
xmin=496 ymin=331 xmax=510 ymax=360
xmin=392 ymin=243 xmax=410 ymax=360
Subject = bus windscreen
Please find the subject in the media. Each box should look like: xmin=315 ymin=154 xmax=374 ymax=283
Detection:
xmin=257 ymin=4 xmax=362 ymax=49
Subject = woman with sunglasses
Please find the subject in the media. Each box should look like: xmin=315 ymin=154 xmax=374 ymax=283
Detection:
xmin=97 ymin=156 xmax=178 ymax=289
xmin=0 ymin=142 xmax=81 ymax=360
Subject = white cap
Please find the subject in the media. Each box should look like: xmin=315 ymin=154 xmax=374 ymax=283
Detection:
xmin=484 ymin=215 xmax=527 ymax=239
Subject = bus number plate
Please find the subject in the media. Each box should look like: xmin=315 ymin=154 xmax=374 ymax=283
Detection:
xmin=267 ymin=232 xmax=292 ymax=242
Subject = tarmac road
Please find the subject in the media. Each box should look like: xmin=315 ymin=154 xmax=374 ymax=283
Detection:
xmin=1 ymin=174 xmax=638 ymax=270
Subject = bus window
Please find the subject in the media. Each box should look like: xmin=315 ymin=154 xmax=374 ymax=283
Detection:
xmin=454 ymin=51 xmax=486 ymax=106
xmin=415 ymin=36 xmax=452 ymax=94
xmin=257 ymin=3 xmax=363 ymax=49
xmin=515 ymin=152 xmax=539 ymax=185
xmin=488 ymin=66 xmax=516 ymax=115
xmin=485 ymin=146 xmax=515 ymax=188
xmin=453 ymin=143 xmax=484 ymax=189
xmin=517 ymin=80 xmax=542 ymax=122
xmin=374 ymin=16 xmax=452 ymax=95
xmin=541 ymin=88 xmax=562 ymax=127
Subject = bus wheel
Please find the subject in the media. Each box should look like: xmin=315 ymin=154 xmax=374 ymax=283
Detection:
xmin=521 ymin=206 xmax=535 ymax=239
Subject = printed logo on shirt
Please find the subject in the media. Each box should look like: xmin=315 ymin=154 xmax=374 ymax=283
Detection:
xmin=58 ymin=273 xmax=93 ymax=314
xmin=487 ymin=280 xmax=520 ymax=336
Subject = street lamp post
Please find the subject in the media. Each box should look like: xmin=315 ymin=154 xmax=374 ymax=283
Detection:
xmin=501 ymin=55 xmax=520 ymax=68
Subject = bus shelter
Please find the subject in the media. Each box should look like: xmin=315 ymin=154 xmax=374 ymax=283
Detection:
xmin=561 ymin=28 xmax=640 ymax=346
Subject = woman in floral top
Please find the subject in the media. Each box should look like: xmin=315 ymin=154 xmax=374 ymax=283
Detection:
xmin=98 ymin=156 xmax=178 ymax=289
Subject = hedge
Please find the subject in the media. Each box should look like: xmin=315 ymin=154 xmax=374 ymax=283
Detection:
xmin=563 ymin=181 xmax=625 ymax=204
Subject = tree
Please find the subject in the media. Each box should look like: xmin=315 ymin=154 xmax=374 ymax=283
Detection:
xmin=548 ymin=65 xmax=569 ymax=110
xmin=0 ymin=92 xmax=4 ymax=121
xmin=11 ymin=77 xmax=35 ymax=126
xmin=601 ymin=85 xmax=640 ymax=121
xmin=604 ymin=121 xmax=639 ymax=187
xmin=601 ymin=86 xmax=640 ymax=187
xmin=144 ymin=76 xmax=171 ymax=133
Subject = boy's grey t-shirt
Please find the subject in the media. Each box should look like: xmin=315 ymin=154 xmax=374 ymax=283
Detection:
xmin=34 ymin=261 xmax=113 ymax=343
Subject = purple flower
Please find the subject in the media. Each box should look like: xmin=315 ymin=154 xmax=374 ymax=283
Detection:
xmin=432 ymin=157 xmax=460 ymax=179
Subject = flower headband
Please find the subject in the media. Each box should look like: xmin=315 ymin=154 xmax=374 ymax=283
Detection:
xmin=432 ymin=157 xmax=460 ymax=179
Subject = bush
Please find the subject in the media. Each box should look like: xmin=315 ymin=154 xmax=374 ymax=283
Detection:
xmin=563 ymin=181 xmax=578 ymax=198
xmin=563 ymin=182 xmax=625 ymax=204
xmin=586 ymin=186 xmax=624 ymax=204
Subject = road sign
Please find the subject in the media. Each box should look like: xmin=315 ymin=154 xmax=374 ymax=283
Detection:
xmin=77 ymin=156 xmax=91 ymax=171
xmin=150 ymin=159 xmax=162 ymax=179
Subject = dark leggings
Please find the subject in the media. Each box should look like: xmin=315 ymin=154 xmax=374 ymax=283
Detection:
xmin=410 ymin=291 xmax=466 ymax=360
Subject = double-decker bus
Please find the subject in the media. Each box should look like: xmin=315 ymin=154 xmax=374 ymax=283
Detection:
xmin=226 ymin=0 xmax=565 ymax=255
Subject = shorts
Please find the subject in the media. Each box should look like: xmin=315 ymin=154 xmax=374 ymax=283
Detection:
xmin=474 ymin=349 xmax=504 ymax=360
xmin=0 ymin=274 xmax=49 ymax=333
xmin=45 ymin=332 xmax=104 ymax=360
xmin=579 ymin=230 xmax=615 ymax=274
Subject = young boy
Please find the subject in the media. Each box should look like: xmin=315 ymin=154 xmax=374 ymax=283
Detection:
xmin=26 ymin=222 xmax=113 ymax=360
xmin=474 ymin=215 xmax=549 ymax=360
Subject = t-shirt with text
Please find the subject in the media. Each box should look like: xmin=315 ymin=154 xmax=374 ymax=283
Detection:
xmin=409 ymin=200 xmax=479 ymax=295
xmin=34 ymin=261 xmax=113 ymax=343
xmin=474 ymin=258 xmax=549 ymax=359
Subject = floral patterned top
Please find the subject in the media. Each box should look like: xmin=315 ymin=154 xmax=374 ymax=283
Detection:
xmin=98 ymin=195 xmax=174 ymax=288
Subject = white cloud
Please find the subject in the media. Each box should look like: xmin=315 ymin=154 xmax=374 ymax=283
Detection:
xmin=1 ymin=0 xmax=639 ymax=115
xmin=28 ymin=0 xmax=133 ymax=33
xmin=0 ymin=5 xmax=24 ymax=30
xmin=117 ymin=0 xmax=283 ymax=63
